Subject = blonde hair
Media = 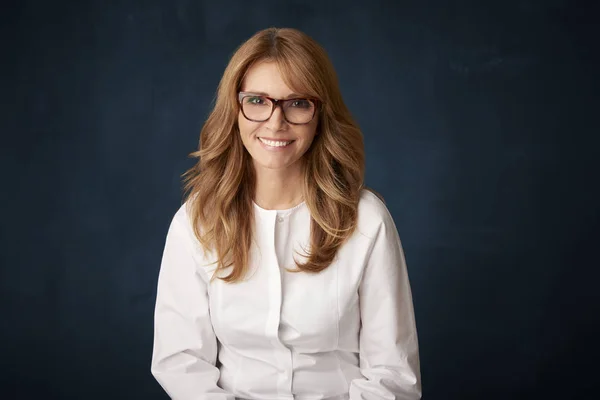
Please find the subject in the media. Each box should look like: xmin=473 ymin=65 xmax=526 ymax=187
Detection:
xmin=182 ymin=27 xmax=366 ymax=282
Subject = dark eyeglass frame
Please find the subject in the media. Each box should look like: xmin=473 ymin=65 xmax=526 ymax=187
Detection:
xmin=238 ymin=91 xmax=320 ymax=125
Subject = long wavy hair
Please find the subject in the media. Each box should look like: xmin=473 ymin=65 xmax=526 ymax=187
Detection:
xmin=181 ymin=27 xmax=366 ymax=283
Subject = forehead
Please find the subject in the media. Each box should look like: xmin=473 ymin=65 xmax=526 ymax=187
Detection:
xmin=241 ymin=61 xmax=303 ymax=97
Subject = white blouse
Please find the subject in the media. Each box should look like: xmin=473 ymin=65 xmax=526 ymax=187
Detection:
xmin=151 ymin=189 xmax=421 ymax=400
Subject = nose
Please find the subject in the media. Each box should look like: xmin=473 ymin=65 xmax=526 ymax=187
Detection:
xmin=265 ymin=103 xmax=286 ymax=131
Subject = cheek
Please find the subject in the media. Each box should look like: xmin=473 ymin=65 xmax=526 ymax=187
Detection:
xmin=238 ymin=114 xmax=255 ymax=140
xmin=301 ymin=125 xmax=318 ymax=145
xmin=237 ymin=113 xmax=246 ymax=133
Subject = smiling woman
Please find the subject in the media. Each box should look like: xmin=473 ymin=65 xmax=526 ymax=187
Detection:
xmin=150 ymin=27 xmax=422 ymax=400
xmin=238 ymin=61 xmax=319 ymax=172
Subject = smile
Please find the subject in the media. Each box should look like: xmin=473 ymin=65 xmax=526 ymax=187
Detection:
xmin=258 ymin=137 xmax=294 ymax=148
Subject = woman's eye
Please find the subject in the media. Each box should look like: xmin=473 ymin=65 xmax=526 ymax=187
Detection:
xmin=247 ymin=96 xmax=265 ymax=105
xmin=291 ymin=99 xmax=311 ymax=108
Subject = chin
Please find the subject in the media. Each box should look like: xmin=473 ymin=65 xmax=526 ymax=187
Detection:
xmin=253 ymin=154 xmax=303 ymax=171
xmin=257 ymin=160 xmax=294 ymax=171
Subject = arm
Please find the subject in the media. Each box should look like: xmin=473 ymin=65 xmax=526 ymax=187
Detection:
xmin=151 ymin=209 xmax=234 ymax=400
xmin=349 ymin=209 xmax=422 ymax=400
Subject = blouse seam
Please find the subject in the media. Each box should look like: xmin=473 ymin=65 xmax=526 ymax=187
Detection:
xmin=334 ymin=260 xmax=348 ymax=391
xmin=334 ymin=351 xmax=350 ymax=390
xmin=335 ymin=254 xmax=340 ymax=349
xmin=232 ymin=350 xmax=242 ymax=394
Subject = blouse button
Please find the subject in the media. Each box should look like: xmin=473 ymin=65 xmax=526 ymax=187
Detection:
xmin=276 ymin=216 xmax=284 ymax=223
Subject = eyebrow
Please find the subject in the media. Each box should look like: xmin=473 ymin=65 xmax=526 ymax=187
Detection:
xmin=242 ymin=91 xmax=306 ymax=99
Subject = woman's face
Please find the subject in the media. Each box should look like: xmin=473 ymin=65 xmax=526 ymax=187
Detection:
xmin=238 ymin=61 xmax=319 ymax=174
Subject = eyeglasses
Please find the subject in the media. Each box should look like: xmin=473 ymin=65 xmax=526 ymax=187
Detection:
xmin=238 ymin=92 xmax=318 ymax=125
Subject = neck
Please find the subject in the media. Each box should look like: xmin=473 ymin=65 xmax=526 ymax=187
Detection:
xmin=253 ymin=162 xmax=305 ymax=210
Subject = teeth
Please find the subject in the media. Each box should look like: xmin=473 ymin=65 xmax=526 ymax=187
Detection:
xmin=259 ymin=138 xmax=293 ymax=147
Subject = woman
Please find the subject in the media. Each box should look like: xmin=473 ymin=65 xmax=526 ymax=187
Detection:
xmin=151 ymin=27 xmax=421 ymax=400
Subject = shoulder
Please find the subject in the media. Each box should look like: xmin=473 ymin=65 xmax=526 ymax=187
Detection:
xmin=167 ymin=199 xmax=214 ymax=262
xmin=357 ymin=188 xmax=398 ymax=239
xmin=166 ymin=199 xmax=197 ymax=244
xmin=170 ymin=200 xmax=190 ymax=228
xmin=170 ymin=192 xmax=203 ymax=233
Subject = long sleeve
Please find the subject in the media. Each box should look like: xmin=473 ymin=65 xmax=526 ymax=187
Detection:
xmin=151 ymin=209 xmax=234 ymax=400
xmin=349 ymin=207 xmax=422 ymax=400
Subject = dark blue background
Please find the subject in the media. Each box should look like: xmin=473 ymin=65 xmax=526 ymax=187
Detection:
xmin=2 ymin=0 xmax=598 ymax=399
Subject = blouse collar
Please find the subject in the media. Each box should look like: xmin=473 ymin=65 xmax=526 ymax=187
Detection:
xmin=252 ymin=200 xmax=307 ymax=219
